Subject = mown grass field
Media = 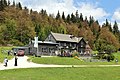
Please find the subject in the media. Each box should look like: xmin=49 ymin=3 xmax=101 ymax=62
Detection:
xmin=0 ymin=67 xmax=120 ymax=80
xmin=0 ymin=47 xmax=14 ymax=62
xmin=29 ymin=52 xmax=120 ymax=65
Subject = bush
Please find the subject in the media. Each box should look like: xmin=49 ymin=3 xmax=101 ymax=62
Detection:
xmin=72 ymin=51 xmax=79 ymax=57
xmin=94 ymin=53 xmax=115 ymax=61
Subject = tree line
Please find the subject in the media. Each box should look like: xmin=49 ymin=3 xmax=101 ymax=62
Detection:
xmin=0 ymin=0 xmax=120 ymax=52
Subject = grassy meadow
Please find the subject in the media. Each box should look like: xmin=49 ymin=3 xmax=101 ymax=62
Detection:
xmin=0 ymin=67 xmax=120 ymax=80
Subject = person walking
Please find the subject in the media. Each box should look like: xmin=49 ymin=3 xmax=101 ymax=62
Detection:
xmin=4 ymin=57 xmax=8 ymax=67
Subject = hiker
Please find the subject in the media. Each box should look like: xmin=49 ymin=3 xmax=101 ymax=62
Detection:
xmin=14 ymin=56 xmax=18 ymax=66
xmin=4 ymin=57 xmax=8 ymax=67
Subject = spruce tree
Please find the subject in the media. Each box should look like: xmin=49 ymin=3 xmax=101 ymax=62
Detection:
xmin=41 ymin=9 xmax=44 ymax=14
xmin=108 ymin=23 xmax=112 ymax=32
xmin=80 ymin=13 xmax=83 ymax=21
xmin=66 ymin=14 xmax=70 ymax=23
xmin=71 ymin=13 xmax=76 ymax=23
xmin=16 ymin=2 xmax=22 ymax=10
xmin=113 ymin=21 xmax=119 ymax=34
xmin=56 ymin=10 xmax=60 ymax=20
xmin=89 ymin=16 xmax=94 ymax=26
xmin=12 ymin=0 xmax=15 ymax=7
xmin=75 ymin=10 xmax=79 ymax=22
xmin=62 ymin=12 xmax=65 ymax=21
xmin=7 ymin=0 xmax=10 ymax=6
xmin=105 ymin=19 xmax=109 ymax=26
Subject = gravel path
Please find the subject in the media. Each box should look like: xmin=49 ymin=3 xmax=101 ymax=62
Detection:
xmin=0 ymin=56 xmax=71 ymax=70
xmin=0 ymin=56 xmax=120 ymax=70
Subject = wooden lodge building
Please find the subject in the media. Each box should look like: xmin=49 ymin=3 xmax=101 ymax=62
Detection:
xmin=29 ymin=32 xmax=92 ymax=56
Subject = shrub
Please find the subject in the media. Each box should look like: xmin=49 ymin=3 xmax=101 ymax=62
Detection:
xmin=72 ymin=51 xmax=79 ymax=57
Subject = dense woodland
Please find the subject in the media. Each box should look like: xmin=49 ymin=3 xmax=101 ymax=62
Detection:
xmin=0 ymin=0 xmax=120 ymax=51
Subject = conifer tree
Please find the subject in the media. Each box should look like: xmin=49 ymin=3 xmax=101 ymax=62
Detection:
xmin=3 ymin=0 xmax=7 ymax=7
xmin=95 ymin=20 xmax=99 ymax=25
xmin=12 ymin=0 xmax=15 ymax=7
xmin=41 ymin=9 xmax=44 ymax=14
xmin=105 ymin=19 xmax=109 ymax=26
xmin=103 ymin=19 xmax=113 ymax=32
xmin=80 ymin=13 xmax=83 ymax=21
xmin=71 ymin=13 xmax=76 ymax=23
xmin=66 ymin=14 xmax=70 ymax=23
xmin=85 ymin=16 xmax=88 ymax=23
xmin=75 ymin=10 xmax=79 ymax=21
xmin=108 ymin=23 xmax=112 ymax=32
xmin=7 ymin=0 xmax=10 ymax=6
xmin=56 ymin=10 xmax=60 ymax=20
xmin=113 ymin=21 xmax=119 ymax=34
xmin=89 ymin=16 xmax=94 ymax=26
xmin=62 ymin=12 xmax=65 ymax=21
xmin=16 ymin=2 xmax=22 ymax=10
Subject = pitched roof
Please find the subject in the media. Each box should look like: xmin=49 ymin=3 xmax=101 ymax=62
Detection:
xmin=51 ymin=32 xmax=83 ymax=43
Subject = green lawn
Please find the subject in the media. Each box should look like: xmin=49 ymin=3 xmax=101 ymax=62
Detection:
xmin=0 ymin=67 xmax=120 ymax=80
xmin=113 ymin=52 xmax=120 ymax=61
xmin=0 ymin=47 xmax=14 ymax=62
xmin=29 ymin=56 xmax=119 ymax=65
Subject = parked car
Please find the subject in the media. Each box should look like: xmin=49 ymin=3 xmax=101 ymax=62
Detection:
xmin=17 ymin=50 xmax=24 ymax=56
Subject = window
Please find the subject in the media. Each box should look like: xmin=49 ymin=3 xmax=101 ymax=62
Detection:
xmin=74 ymin=44 xmax=76 ymax=47
xmin=42 ymin=48 xmax=48 ymax=53
xmin=49 ymin=48 xmax=55 ymax=53
xmin=64 ymin=43 xmax=66 ymax=46
xmin=70 ymin=43 xmax=72 ymax=47
xmin=61 ymin=43 xmax=64 ymax=46
xmin=81 ymin=41 xmax=84 ymax=47
xmin=81 ymin=41 xmax=84 ymax=45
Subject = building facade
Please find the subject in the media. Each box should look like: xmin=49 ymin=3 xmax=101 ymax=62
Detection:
xmin=30 ymin=32 xmax=92 ymax=56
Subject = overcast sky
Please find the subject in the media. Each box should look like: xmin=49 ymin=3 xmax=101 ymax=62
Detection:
xmin=9 ymin=0 xmax=120 ymax=29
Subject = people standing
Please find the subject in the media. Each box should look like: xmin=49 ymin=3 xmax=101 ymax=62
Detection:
xmin=14 ymin=56 xmax=18 ymax=66
xmin=8 ymin=50 xmax=10 ymax=56
xmin=4 ymin=57 xmax=8 ymax=67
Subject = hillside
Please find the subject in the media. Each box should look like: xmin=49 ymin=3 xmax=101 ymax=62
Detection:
xmin=0 ymin=0 xmax=120 ymax=51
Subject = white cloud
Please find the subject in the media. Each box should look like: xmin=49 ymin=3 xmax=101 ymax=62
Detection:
xmin=112 ymin=8 xmax=120 ymax=21
xmin=78 ymin=3 xmax=109 ymax=20
xmin=8 ymin=0 xmax=110 ymax=25
xmin=112 ymin=8 xmax=120 ymax=30
xmin=9 ymin=0 xmax=108 ymax=20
